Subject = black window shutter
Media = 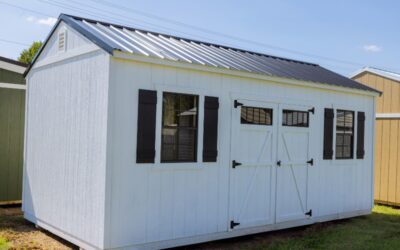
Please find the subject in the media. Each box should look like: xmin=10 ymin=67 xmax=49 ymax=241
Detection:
xmin=203 ymin=96 xmax=219 ymax=162
xmin=136 ymin=89 xmax=157 ymax=163
xmin=357 ymin=112 xmax=365 ymax=159
xmin=323 ymin=108 xmax=334 ymax=160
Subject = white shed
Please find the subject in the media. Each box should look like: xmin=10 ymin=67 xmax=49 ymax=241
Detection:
xmin=24 ymin=14 xmax=380 ymax=250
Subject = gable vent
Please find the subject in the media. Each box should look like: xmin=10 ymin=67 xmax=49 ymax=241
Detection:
xmin=58 ymin=30 xmax=67 ymax=52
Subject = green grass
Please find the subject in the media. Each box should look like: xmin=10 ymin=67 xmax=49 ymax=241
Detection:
xmin=0 ymin=237 xmax=9 ymax=250
xmin=260 ymin=205 xmax=400 ymax=250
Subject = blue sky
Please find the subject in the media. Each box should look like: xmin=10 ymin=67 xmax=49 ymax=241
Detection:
xmin=0 ymin=0 xmax=399 ymax=76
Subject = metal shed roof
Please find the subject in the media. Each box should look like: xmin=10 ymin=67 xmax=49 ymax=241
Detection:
xmin=28 ymin=14 xmax=380 ymax=94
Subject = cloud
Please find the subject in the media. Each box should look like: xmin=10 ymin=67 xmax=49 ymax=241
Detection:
xmin=26 ymin=16 xmax=57 ymax=26
xmin=26 ymin=16 xmax=36 ymax=22
xmin=363 ymin=44 xmax=382 ymax=53
xmin=37 ymin=17 xmax=57 ymax=26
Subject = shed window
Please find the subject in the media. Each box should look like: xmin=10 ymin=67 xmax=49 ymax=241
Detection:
xmin=161 ymin=92 xmax=198 ymax=162
xmin=241 ymin=106 xmax=272 ymax=125
xmin=336 ymin=110 xmax=354 ymax=159
xmin=282 ymin=110 xmax=309 ymax=127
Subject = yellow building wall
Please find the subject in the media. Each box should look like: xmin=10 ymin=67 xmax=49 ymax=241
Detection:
xmin=353 ymin=72 xmax=400 ymax=205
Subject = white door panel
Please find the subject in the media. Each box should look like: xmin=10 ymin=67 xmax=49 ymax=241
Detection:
xmin=276 ymin=104 xmax=312 ymax=223
xmin=229 ymin=99 xmax=315 ymax=229
xmin=229 ymin=99 xmax=277 ymax=229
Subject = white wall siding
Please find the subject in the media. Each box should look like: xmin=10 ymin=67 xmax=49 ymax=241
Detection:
xmin=105 ymin=60 xmax=228 ymax=248
xmin=24 ymin=50 xmax=110 ymax=249
xmin=106 ymin=58 xmax=374 ymax=248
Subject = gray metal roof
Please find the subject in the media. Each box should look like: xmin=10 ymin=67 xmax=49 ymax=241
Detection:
xmin=27 ymin=14 xmax=380 ymax=94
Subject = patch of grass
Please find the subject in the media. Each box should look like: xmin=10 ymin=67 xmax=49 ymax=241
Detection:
xmin=262 ymin=205 xmax=400 ymax=250
xmin=185 ymin=205 xmax=400 ymax=250
xmin=0 ymin=237 xmax=10 ymax=250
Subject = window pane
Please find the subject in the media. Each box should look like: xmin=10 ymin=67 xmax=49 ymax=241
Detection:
xmin=343 ymin=146 xmax=351 ymax=158
xmin=161 ymin=128 xmax=178 ymax=161
xmin=336 ymin=134 xmax=343 ymax=146
xmin=335 ymin=110 xmax=354 ymax=159
xmin=177 ymin=128 xmax=196 ymax=161
xmin=161 ymin=92 xmax=198 ymax=162
xmin=336 ymin=145 xmax=343 ymax=159
xmin=241 ymin=106 xmax=272 ymax=125
xmin=282 ymin=110 xmax=309 ymax=127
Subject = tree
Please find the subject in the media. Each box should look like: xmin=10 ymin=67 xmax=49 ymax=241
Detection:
xmin=18 ymin=41 xmax=42 ymax=64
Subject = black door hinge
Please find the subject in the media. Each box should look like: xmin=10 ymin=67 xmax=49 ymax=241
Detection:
xmin=305 ymin=209 xmax=312 ymax=217
xmin=230 ymin=220 xmax=240 ymax=229
xmin=308 ymin=107 xmax=315 ymax=114
xmin=234 ymin=100 xmax=243 ymax=108
xmin=277 ymin=160 xmax=281 ymax=167
xmin=232 ymin=160 xmax=242 ymax=168
xmin=306 ymin=158 xmax=314 ymax=166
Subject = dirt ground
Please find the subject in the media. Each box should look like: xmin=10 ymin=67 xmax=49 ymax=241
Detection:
xmin=0 ymin=205 xmax=77 ymax=250
xmin=1 ymin=205 xmax=399 ymax=250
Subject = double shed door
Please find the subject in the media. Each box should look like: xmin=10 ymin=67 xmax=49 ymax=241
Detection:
xmin=229 ymin=99 xmax=314 ymax=230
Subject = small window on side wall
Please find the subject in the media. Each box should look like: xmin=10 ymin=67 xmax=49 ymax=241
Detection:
xmin=241 ymin=106 xmax=273 ymax=125
xmin=336 ymin=110 xmax=354 ymax=159
xmin=282 ymin=110 xmax=309 ymax=127
xmin=161 ymin=92 xmax=198 ymax=163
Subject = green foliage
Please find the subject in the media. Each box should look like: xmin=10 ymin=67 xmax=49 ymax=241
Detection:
xmin=18 ymin=41 xmax=42 ymax=65
xmin=0 ymin=237 xmax=9 ymax=250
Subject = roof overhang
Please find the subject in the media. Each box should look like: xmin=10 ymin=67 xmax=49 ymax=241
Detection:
xmin=114 ymin=51 xmax=381 ymax=97
xmin=351 ymin=67 xmax=400 ymax=83
xmin=0 ymin=57 xmax=26 ymax=74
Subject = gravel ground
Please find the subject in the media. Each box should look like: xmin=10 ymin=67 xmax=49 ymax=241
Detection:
xmin=0 ymin=205 xmax=77 ymax=250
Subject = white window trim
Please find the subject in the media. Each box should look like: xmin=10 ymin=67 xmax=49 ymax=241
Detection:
xmin=376 ymin=113 xmax=400 ymax=119
xmin=151 ymin=84 xmax=210 ymax=169
xmin=0 ymin=82 xmax=26 ymax=90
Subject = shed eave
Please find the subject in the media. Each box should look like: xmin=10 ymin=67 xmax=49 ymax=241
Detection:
xmin=351 ymin=67 xmax=400 ymax=85
xmin=113 ymin=51 xmax=380 ymax=97
xmin=0 ymin=60 xmax=26 ymax=74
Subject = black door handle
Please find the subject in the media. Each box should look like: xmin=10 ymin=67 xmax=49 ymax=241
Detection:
xmin=277 ymin=160 xmax=281 ymax=166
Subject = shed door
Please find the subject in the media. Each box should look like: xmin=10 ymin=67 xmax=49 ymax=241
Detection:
xmin=229 ymin=99 xmax=277 ymax=229
xmin=275 ymin=104 xmax=313 ymax=223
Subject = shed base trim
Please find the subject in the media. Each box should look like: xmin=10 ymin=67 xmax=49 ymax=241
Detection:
xmin=0 ymin=200 xmax=21 ymax=206
xmin=24 ymin=209 xmax=371 ymax=250
xmin=121 ymin=209 xmax=371 ymax=250
xmin=375 ymin=199 xmax=400 ymax=207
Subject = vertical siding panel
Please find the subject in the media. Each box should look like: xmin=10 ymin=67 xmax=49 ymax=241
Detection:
xmin=388 ymin=120 xmax=398 ymax=203
xmin=25 ymin=51 xmax=109 ymax=248
xmin=0 ymin=89 xmax=10 ymax=201
xmin=0 ymin=89 xmax=25 ymax=203
xmin=375 ymin=75 xmax=384 ymax=113
xmin=396 ymin=120 xmax=400 ymax=204
xmin=383 ymin=78 xmax=392 ymax=112
xmin=374 ymin=120 xmax=383 ymax=201
xmin=390 ymin=80 xmax=399 ymax=113
xmin=380 ymin=120 xmax=390 ymax=202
